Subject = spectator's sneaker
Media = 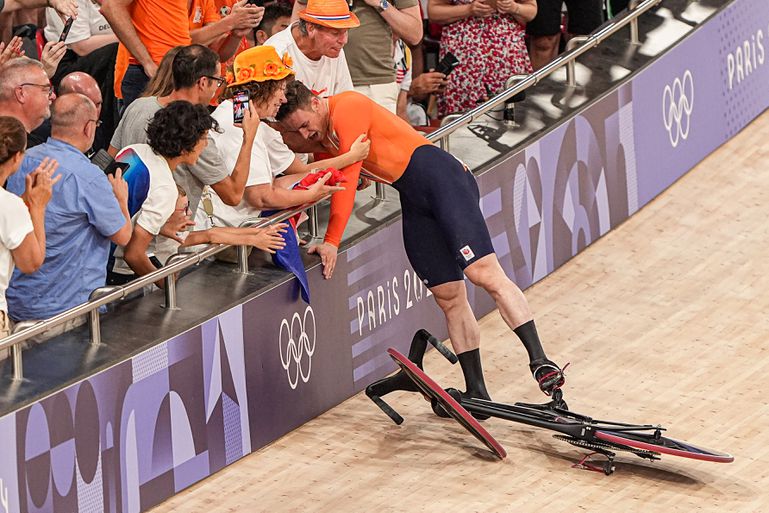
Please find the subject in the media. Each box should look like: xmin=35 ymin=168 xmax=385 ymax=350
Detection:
xmin=530 ymin=359 xmax=566 ymax=396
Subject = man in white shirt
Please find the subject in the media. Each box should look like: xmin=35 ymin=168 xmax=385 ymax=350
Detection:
xmin=264 ymin=0 xmax=358 ymax=98
xmin=265 ymin=0 xmax=359 ymax=153
xmin=44 ymin=0 xmax=116 ymax=56
xmin=43 ymin=0 xmax=118 ymax=83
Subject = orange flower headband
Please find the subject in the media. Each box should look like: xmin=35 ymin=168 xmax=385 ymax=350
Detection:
xmin=226 ymin=52 xmax=294 ymax=86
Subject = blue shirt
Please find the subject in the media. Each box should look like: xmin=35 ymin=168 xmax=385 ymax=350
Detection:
xmin=5 ymin=138 xmax=126 ymax=321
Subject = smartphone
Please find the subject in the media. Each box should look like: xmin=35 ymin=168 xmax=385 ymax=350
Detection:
xmin=436 ymin=52 xmax=460 ymax=76
xmin=59 ymin=17 xmax=74 ymax=43
xmin=91 ymin=149 xmax=130 ymax=175
xmin=232 ymin=90 xmax=249 ymax=125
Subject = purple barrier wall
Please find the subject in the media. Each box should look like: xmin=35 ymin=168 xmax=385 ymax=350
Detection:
xmin=2 ymin=1 xmax=767 ymax=510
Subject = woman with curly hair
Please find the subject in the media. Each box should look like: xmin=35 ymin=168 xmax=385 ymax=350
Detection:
xmin=108 ymin=100 xmax=287 ymax=285
xmin=199 ymin=45 xmax=369 ymax=230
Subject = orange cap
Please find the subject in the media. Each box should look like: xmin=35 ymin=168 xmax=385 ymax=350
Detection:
xmin=299 ymin=0 xmax=361 ymax=29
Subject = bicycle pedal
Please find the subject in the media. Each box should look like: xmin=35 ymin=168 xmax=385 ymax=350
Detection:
xmin=551 ymin=389 xmax=568 ymax=410
xmin=572 ymin=452 xmax=615 ymax=476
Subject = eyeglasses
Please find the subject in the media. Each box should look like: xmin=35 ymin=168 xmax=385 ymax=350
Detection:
xmin=88 ymin=119 xmax=103 ymax=128
xmin=175 ymin=203 xmax=191 ymax=216
xmin=205 ymin=75 xmax=226 ymax=87
xmin=18 ymin=83 xmax=55 ymax=96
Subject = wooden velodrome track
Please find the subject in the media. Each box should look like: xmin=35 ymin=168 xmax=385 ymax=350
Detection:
xmin=152 ymin=111 xmax=769 ymax=513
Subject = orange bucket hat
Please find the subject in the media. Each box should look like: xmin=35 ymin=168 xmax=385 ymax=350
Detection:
xmin=226 ymin=46 xmax=295 ymax=89
xmin=299 ymin=0 xmax=360 ymax=29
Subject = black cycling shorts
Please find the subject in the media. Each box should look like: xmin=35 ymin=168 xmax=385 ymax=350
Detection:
xmin=392 ymin=145 xmax=495 ymax=288
xmin=527 ymin=0 xmax=604 ymax=37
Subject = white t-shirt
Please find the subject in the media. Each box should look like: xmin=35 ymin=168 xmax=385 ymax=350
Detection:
xmin=197 ymin=100 xmax=296 ymax=228
xmin=264 ymin=24 xmax=354 ymax=98
xmin=0 ymin=188 xmax=33 ymax=313
xmin=112 ymin=144 xmax=178 ymax=275
xmin=44 ymin=0 xmax=113 ymax=45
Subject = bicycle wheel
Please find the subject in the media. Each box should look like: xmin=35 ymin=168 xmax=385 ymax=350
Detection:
xmin=388 ymin=348 xmax=507 ymax=459
xmin=595 ymin=430 xmax=734 ymax=463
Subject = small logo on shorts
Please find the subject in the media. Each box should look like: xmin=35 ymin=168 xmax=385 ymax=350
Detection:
xmin=460 ymin=245 xmax=475 ymax=262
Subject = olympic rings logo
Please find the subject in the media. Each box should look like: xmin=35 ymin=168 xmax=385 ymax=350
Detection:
xmin=279 ymin=306 xmax=316 ymax=390
xmin=662 ymin=70 xmax=694 ymax=148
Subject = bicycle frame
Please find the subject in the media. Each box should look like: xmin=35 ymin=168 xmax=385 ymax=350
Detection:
xmin=366 ymin=329 xmax=734 ymax=471
xmin=461 ymin=398 xmax=665 ymax=442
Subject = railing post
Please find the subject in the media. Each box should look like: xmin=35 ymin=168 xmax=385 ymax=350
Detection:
xmin=503 ymin=75 xmax=529 ymax=126
xmin=11 ymin=344 xmax=23 ymax=381
xmin=374 ymin=182 xmax=387 ymax=201
xmin=163 ymin=254 xmax=187 ymax=310
xmin=629 ymin=0 xmax=641 ymax=45
xmin=308 ymin=205 xmax=319 ymax=240
xmin=438 ymin=114 xmax=463 ymax=153
xmin=565 ymin=36 xmax=590 ymax=87
xmin=10 ymin=321 xmax=38 ymax=381
xmin=237 ymin=245 xmax=250 ymax=274
xmin=164 ymin=273 xmax=179 ymax=310
xmin=89 ymin=310 xmax=100 ymax=346
xmin=88 ymin=286 xmax=119 ymax=346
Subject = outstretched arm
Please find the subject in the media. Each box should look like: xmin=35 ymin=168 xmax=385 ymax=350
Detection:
xmin=183 ymin=224 xmax=288 ymax=253
xmin=283 ymin=134 xmax=371 ymax=175
xmin=122 ymin=224 xmax=158 ymax=277
xmin=309 ymin=97 xmax=374 ymax=279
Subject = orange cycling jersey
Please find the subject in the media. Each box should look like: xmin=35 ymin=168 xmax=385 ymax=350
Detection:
xmin=323 ymin=91 xmax=431 ymax=247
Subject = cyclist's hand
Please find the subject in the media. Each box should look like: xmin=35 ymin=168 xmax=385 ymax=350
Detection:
xmin=307 ymin=242 xmax=338 ymax=279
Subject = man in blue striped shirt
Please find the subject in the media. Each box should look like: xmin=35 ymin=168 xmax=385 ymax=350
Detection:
xmin=5 ymin=94 xmax=131 ymax=334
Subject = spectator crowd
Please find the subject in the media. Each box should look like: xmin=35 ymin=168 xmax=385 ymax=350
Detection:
xmin=0 ymin=0 xmax=626 ymax=347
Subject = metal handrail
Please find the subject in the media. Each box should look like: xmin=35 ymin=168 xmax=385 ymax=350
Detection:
xmin=426 ymin=0 xmax=661 ymax=146
xmin=0 ymin=207 xmax=303 ymax=377
xmin=235 ymin=196 xmax=332 ymax=274
xmin=0 ymin=0 xmax=662 ymax=379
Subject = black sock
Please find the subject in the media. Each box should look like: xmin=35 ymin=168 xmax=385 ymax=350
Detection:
xmin=457 ymin=349 xmax=490 ymax=399
xmin=513 ymin=320 xmax=546 ymax=364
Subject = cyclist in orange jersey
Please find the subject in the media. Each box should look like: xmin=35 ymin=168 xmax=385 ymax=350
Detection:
xmin=277 ymin=81 xmax=565 ymax=408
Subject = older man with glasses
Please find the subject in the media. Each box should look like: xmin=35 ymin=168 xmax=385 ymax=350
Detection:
xmin=0 ymin=58 xmax=56 ymax=134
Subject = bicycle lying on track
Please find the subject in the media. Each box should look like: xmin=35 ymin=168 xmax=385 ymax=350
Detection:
xmin=365 ymin=330 xmax=733 ymax=475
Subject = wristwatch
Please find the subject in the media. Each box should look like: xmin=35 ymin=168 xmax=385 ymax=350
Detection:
xmin=378 ymin=0 xmax=390 ymax=12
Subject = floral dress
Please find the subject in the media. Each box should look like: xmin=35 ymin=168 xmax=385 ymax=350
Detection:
xmin=438 ymin=5 xmax=532 ymax=116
